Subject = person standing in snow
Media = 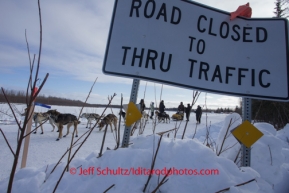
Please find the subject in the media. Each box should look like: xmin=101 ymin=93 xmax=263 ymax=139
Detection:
xmin=159 ymin=100 xmax=165 ymax=115
xmin=177 ymin=102 xmax=185 ymax=114
xmin=185 ymin=103 xmax=191 ymax=121
xmin=139 ymin=99 xmax=146 ymax=113
xmin=195 ymin=105 xmax=202 ymax=124
xmin=150 ymin=102 xmax=154 ymax=119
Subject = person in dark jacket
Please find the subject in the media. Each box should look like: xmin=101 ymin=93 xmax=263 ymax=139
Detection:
xmin=185 ymin=103 xmax=191 ymax=121
xmin=159 ymin=100 xmax=165 ymax=115
xmin=177 ymin=102 xmax=185 ymax=113
xmin=139 ymin=99 xmax=146 ymax=113
xmin=195 ymin=105 xmax=202 ymax=124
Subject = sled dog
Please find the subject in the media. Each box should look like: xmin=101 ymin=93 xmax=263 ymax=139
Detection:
xmin=21 ymin=108 xmax=56 ymax=134
xmin=46 ymin=110 xmax=80 ymax=141
xmin=80 ymin=113 xmax=102 ymax=129
xmin=155 ymin=110 xmax=170 ymax=123
xmin=119 ymin=109 xmax=126 ymax=120
xmin=33 ymin=112 xmax=57 ymax=134
xmin=98 ymin=114 xmax=118 ymax=132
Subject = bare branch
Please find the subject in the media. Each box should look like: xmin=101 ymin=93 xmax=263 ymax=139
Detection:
xmin=0 ymin=129 xmax=16 ymax=157
xmin=45 ymin=142 xmax=81 ymax=182
xmin=66 ymin=77 xmax=98 ymax=171
xmin=32 ymin=73 xmax=49 ymax=102
xmin=181 ymin=120 xmax=189 ymax=139
xmin=192 ymin=123 xmax=198 ymax=139
xmin=25 ymin=29 xmax=32 ymax=68
xmin=115 ymin=94 xmax=123 ymax=149
xmin=252 ymin=100 xmax=263 ymax=124
xmin=25 ymin=54 xmax=35 ymax=105
xmin=218 ymin=141 xmax=239 ymax=155
xmin=268 ymin=145 xmax=273 ymax=166
xmin=217 ymin=118 xmax=232 ymax=156
xmin=173 ymin=120 xmax=183 ymax=139
xmin=0 ymin=110 xmax=13 ymax=118
xmin=143 ymin=135 xmax=163 ymax=192
xmin=155 ymin=128 xmax=177 ymax=136
xmin=215 ymin=179 xmax=256 ymax=193
xmin=23 ymin=119 xmax=48 ymax=138
xmin=103 ymin=184 xmax=115 ymax=193
xmin=98 ymin=124 xmax=109 ymax=158
xmin=1 ymin=88 xmax=22 ymax=129
xmin=234 ymin=147 xmax=241 ymax=164
xmin=151 ymin=168 xmax=171 ymax=193
xmin=25 ymin=28 xmax=35 ymax=96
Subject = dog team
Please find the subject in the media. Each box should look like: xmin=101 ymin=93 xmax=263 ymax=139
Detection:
xmin=21 ymin=108 xmax=118 ymax=141
xmin=21 ymin=99 xmax=196 ymax=140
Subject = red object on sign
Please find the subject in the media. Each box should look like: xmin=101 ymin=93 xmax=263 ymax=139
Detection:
xmin=230 ymin=3 xmax=252 ymax=20
xmin=32 ymin=87 xmax=38 ymax=101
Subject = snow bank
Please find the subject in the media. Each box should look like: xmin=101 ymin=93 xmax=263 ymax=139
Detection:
xmin=0 ymin=134 xmax=272 ymax=193
xmin=1 ymin=106 xmax=288 ymax=193
xmin=252 ymin=123 xmax=289 ymax=193
xmin=213 ymin=114 xmax=289 ymax=193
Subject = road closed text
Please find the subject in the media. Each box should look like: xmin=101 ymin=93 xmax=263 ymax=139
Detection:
xmin=188 ymin=59 xmax=271 ymax=88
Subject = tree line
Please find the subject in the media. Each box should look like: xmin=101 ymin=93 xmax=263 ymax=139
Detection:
xmin=1 ymin=89 xmax=239 ymax=113
xmin=0 ymin=89 xmax=119 ymax=108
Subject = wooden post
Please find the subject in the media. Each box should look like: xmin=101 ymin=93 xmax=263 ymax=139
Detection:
xmin=21 ymin=87 xmax=38 ymax=168
xmin=21 ymin=105 xmax=34 ymax=168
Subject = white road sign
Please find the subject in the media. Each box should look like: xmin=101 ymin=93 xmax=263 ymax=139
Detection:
xmin=103 ymin=0 xmax=289 ymax=101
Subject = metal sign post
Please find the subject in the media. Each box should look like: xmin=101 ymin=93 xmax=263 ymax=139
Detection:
xmin=241 ymin=97 xmax=251 ymax=166
xmin=122 ymin=79 xmax=140 ymax=147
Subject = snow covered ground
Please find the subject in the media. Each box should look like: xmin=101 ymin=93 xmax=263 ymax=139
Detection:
xmin=0 ymin=103 xmax=289 ymax=193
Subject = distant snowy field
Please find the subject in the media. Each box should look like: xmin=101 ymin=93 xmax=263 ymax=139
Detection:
xmin=0 ymin=103 xmax=289 ymax=193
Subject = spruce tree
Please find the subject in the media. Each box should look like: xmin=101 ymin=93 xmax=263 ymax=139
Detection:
xmin=274 ymin=0 xmax=288 ymax=18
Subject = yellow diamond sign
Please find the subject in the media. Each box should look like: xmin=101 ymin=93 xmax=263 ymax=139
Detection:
xmin=125 ymin=101 xmax=142 ymax=126
xmin=232 ymin=120 xmax=264 ymax=148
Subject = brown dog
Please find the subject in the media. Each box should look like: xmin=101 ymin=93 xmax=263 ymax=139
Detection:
xmin=98 ymin=114 xmax=118 ymax=132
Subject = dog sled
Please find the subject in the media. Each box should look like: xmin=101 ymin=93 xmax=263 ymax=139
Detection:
xmin=171 ymin=111 xmax=184 ymax=121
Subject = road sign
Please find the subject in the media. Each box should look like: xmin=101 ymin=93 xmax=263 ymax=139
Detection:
xmin=103 ymin=0 xmax=289 ymax=101
xmin=125 ymin=101 xmax=142 ymax=126
xmin=232 ymin=120 xmax=264 ymax=148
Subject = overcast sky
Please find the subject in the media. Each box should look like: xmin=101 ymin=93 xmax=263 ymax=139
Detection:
xmin=0 ymin=0 xmax=278 ymax=109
